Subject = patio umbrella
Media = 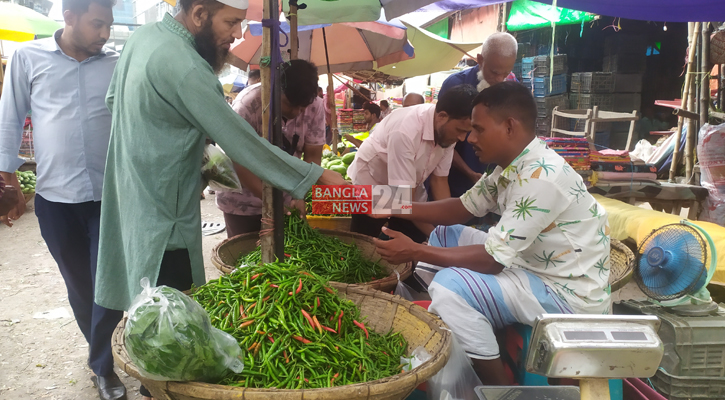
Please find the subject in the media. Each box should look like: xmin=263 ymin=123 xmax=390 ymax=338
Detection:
xmin=0 ymin=2 xmax=62 ymax=42
xmin=230 ymin=18 xmax=414 ymax=74
xmin=376 ymin=21 xmax=482 ymax=78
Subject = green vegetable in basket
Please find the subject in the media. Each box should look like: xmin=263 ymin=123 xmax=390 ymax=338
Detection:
xmin=237 ymin=210 xmax=386 ymax=283
xmin=192 ymin=262 xmax=408 ymax=389
xmin=125 ymin=278 xmax=244 ymax=382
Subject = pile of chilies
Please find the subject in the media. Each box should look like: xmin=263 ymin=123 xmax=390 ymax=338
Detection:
xmin=236 ymin=212 xmax=386 ymax=284
xmin=193 ymin=262 xmax=408 ymax=389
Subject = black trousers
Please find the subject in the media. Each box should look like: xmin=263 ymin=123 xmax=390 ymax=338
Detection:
xmin=35 ymin=195 xmax=124 ymax=377
xmin=139 ymin=248 xmax=194 ymax=397
xmin=350 ymin=214 xmax=428 ymax=243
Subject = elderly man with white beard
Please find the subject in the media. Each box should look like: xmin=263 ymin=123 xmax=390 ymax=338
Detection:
xmin=436 ymin=32 xmax=518 ymax=200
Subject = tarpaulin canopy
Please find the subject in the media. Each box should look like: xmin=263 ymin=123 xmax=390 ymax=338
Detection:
xmin=507 ymin=0 xmax=595 ymax=32
xmin=533 ymin=0 xmax=725 ymax=23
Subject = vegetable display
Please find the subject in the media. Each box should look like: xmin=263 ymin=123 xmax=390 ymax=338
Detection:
xmin=237 ymin=211 xmax=386 ymax=284
xmin=192 ymin=262 xmax=408 ymax=389
xmin=321 ymin=150 xmax=355 ymax=180
xmin=15 ymin=170 xmax=36 ymax=194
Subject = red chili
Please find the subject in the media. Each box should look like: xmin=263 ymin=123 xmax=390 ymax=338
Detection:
xmin=296 ymin=278 xmax=303 ymax=294
xmin=251 ymin=273 xmax=261 ymax=280
xmin=353 ymin=320 xmax=369 ymax=339
xmin=262 ymin=296 xmax=270 ymax=302
xmin=301 ymin=309 xmax=315 ymax=329
xmin=299 ymin=271 xmax=314 ymax=277
xmin=292 ymin=335 xmax=311 ymax=344
xmin=337 ymin=310 xmax=344 ymax=333
xmin=248 ymin=302 xmax=257 ymax=311
xmin=239 ymin=320 xmax=255 ymax=329
xmin=325 ymin=287 xmax=335 ymax=295
xmin=312 ymin=315 xmax=323 ymax=334
xmin=268 ymin=336 xmax=274 ymax=343
xmin=331 ymin=372 xmax=340 ymax=383
xmin=284 ymin=253 xmax=291 ymax=257
xmin=316 ymin=297 xmax=320 ymax=308
xmin=270 ymin=284 xmax=279 ymax=288
xmin=289 ymin=291 xmax=294 ymax=296
xmin=284 ymin=350 xmax=289 ymax=363
xmin=321 ymin=325 xmax=337 ymax=334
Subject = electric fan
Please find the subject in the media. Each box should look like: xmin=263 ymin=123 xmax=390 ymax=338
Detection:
xmin=633 ymin=221 xmax=718 ymax=311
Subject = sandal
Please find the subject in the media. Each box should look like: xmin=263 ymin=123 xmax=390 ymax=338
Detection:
xmin=201 ymin=221 xmax=226 ymax=236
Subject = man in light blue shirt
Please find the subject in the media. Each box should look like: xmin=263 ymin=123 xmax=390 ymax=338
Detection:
xmin=0 ymin=0 xmax=126 ymax=398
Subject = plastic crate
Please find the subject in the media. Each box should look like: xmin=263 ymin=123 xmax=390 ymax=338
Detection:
xmin=522 ymin=78 xmax=531 ymax=89
xmin=620 ymin=300 xmax=725 ymax=378
xmin=652 ymin=369 xmax=725 ymax=400
xmin=613 ymin=74 xmax=644 ymax=93
xmin=604 ymin=35 xmax=647 ymax=56
xmin=603 ymin=54 xmax=646 ymax=74
xmin=536 ymin=116 xmax=569 ymax=136
xmin=535 ymin=94 xmax=569 ymax=118
xmin=532 ymin=74 xmax=568 ymax=97
xmin=523 ymin=55 xmax=567 ymax=77
xmin=517 ymin=42 xmax=532 ymax=59
xmin=570 ymin=93 xmax=614 ymax=111
xmin=571 ymin=72 xmax=615 ymax=93
xmin=612 ymin=93 xmax=642 ymax=113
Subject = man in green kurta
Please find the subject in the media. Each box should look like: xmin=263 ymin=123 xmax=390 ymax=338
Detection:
xmin=95 ymin=0 xmax=345 ymax=316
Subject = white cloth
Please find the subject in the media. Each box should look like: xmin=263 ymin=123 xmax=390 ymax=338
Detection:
xmin=348 ymin=104 xmax=454 ymax=203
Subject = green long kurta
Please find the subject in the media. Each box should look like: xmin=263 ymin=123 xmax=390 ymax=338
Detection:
xmin=95 ymin=14 xmax=323 ymax=311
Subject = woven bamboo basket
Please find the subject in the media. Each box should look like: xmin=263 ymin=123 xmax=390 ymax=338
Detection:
xmin=211 ymin=230 xmax=412 ymax=293
xmin=609 ymin=238 xmax=635 ymax=293
xmin=306 ymin=215 xmax=352 ymax=231
xmin=23 ymin=192 xmax=35 ymax=203
xmin=112 ymin=283 xmax=452 ymax=400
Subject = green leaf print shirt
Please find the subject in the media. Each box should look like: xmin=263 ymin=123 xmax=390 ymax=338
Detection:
xmin=461 ymin=138 xmax=611 ymax=314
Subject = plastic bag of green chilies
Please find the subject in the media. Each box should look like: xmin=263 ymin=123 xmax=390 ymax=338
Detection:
xmin=201 ymin=144 xmax=242 ymax=192
xmin=125 ymin=278 xmax=244 ymax=382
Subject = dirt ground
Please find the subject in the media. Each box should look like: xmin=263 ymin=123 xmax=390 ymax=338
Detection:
xmin=0 ymin=195 xmax=227 ymax=400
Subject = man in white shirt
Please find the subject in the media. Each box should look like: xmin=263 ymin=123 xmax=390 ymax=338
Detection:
xmin=348 ymin=84 xmax=478 ymax=243
xmin=0 ymin=0 xmax=126 ymax=398
xmin=374 ymin=82 xmax=610 ymax=385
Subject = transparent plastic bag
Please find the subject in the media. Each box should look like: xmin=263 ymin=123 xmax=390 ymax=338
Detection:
xmin=697 ymin=123 xmax=725 ymax=225
xmin=124 ymin=278 xmax=244 ymax=382
xmin=394 ymin=271 xmax=429 ymax=301
xmin=401 ymin=347 xmax=432 ymax=372
xmin=426 ymin=335 xmax=483 ymax=400
xmin=201 ymin=144 xmax=242 ymax=192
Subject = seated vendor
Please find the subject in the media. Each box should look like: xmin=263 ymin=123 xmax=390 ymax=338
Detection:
xmin=348 ymin=84 xmax=478 ymax=243
xmin=374 ymin=82 xmax=611 ymax=385
xmin=343 ymin=102 xmax=380 ymax=149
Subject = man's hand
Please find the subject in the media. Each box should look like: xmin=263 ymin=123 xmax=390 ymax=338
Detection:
xmin=317 ymin=169 xmax=349 ymax=186
xmin=289 ymin=199 xmax=307 ymax=217
xmin=0 ymin=172 xmax=26 ymax=222
xmin=374 ymin=227 xmax=419 ymax=265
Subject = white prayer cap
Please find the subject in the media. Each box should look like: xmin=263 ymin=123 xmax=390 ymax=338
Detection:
xmin=216 ymin=0 xmax=248 ymax=10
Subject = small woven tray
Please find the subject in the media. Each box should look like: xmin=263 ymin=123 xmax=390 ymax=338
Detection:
xmin=610 ymin=238 xmax=635 ymax=293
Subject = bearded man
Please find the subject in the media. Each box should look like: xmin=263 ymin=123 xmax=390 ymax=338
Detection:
xmin=95 ymin=1 xmax=346 ymax=396
xmin=437 ymin=32 xmax=518 ymax=199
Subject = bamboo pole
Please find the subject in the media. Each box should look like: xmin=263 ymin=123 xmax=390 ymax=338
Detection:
xmin=260 ymin=0 xmax=279 ymax=263
xmin=332 ymin=74 xmax=373 ymax=103
xmin=691 ymin=23 xmax=711 ymax=184
xmin=289 ymin=2 xmax=298 ymax=60
xmin=669 ymin=22 xmax=700 ymax=183
xmin=322 ymin=27 xmax=340 ymax=153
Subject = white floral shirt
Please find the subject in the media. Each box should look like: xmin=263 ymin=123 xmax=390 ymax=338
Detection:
xmin=461 ymin=138 xmax=611 ymax=314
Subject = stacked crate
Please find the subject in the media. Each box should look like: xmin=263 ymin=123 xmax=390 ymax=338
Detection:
xmin=603 ymin=35 xmax=646 ymax=148
xmin=570 ymin=72 xmax=615 ymax=147
xmin=352 ymin=109 xmax=367 ymax=132
xmin=522 ymin=55 xmax=569 ymax=137
xmin=337 ymin=109 xmax=353 ymax=135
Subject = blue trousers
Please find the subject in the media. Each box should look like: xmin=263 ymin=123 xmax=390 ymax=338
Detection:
xmin=35 ymin=195 xmax=123 ymax=377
